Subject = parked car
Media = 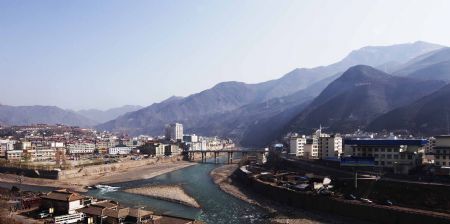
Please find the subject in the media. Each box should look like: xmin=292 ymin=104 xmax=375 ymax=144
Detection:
xmin=344 ymin=193 xmax=357 ymax=200
xmin=359 ymin=198 xmax=373 ymax=203
xmin=37 ymin=212 xmax=50 ymax=219
xmin=318 ymin=188 xmax=332 ymax=196
xmin=383 ymin=200 xmax=393 ymax=206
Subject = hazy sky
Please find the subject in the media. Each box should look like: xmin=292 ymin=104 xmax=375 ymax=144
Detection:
xmin=1 ymin=0 xmax=450 ymax=110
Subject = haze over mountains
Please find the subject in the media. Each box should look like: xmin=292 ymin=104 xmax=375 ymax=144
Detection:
xmin=77 ymin=105 xmax=143 ymax=123
xmin=4 ymin=41 xmax=450 ymax=146
xmin=286 ymin=65 xmax=445 ymax=134
xmin=0 ymin=105 xmax=97 ymax=127
xmin=96 ymin=41 xmax=447 ymax=146
xmin=0 ymin=105 xmax=143 ymax=127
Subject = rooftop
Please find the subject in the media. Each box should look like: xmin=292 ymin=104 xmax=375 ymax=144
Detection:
xmin=41 ymin=189 xmax=85 ymax=202
xmin=344 ymin=139 xmax=428 ymax=146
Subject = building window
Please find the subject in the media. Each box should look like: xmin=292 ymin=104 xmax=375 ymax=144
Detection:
xmin=387 ymin=155 xmax=392 ymax=159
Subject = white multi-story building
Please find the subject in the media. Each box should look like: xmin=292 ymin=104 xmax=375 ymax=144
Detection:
xmin=289 ymin=134 xmax=306 ymax=156
xmin=344 ymin=139 xmax=426 ymax=174
xmin=165 ymin=123 xmax=183 ymax=141
xmin=67 ymin=143 xmax=95 ymax=154
xmin=183 ymin=134 xmax=198 ymax=143
xmin=6 ymin=150 xmax=23 ymax=161
xmin=319 ymin=134 xmax=343 ymax=160
xmin=304 ymin=139 xmax=319 ymax=159
xmin=0 ymin=139 xmax=16 ymax=158
xmin=433 ymin=135 xmax=450 ymax=167
xmin=108 ymin=147 xmax=132 ymax=155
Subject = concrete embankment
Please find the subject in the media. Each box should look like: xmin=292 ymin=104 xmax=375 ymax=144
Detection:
xmin=0 ymin=156 xmax=195 ymax=192
xmin=0 ymin=156 xmax=185 ymax=180
xmin=124 ymin=185 xmax=200 ymax=208
xmin=234 ymin=167 xmax=450 ymax=224
xmin=58 ymin=156 xmax=183 ymax=180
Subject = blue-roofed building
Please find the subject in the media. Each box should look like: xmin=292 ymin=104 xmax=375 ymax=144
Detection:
xmin=343 ymin=139 xmax=427 ymax=174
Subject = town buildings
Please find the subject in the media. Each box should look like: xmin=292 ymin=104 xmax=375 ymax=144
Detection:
xmin=41 ymin=189 xmax=86 ymax=215
xmin=432 ymin=135 xmax=450 ymax=167
xmin=39 ymin=189 xmax=199 ymax=224
xmin=289 ymin=128 xmax=341 ymax=160
xmin=165 ymin=123 xmax=184 ymax=141
xmin=289 ymin=134 xmax=306 ymax=157
xmin=68 ymin=142 xmax=95 ymax=155
xmin=318 ymin=134 xmax=343 ymax=160
xmin=107 ymin=147 xmax=133 ymax=155
xmin=343 ymin=139 xmax=426 ymax=174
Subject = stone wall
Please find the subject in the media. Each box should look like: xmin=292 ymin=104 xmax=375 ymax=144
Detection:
xmin=234 ymin=168 xmax=450 ymax=224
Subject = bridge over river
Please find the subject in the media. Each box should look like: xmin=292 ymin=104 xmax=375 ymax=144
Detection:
xmin=185 ymin=149 xmax=268 ymax=164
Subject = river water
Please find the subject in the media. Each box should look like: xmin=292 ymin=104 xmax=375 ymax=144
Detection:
xmin=86 ymin=161 xmax=269 ymax=223
xmin=0 ymin=159 xmax=270 ymax=224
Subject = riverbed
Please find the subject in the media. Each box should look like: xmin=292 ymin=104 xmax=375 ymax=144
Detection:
xmin=85 ymin=160 xmax=269 ymax=223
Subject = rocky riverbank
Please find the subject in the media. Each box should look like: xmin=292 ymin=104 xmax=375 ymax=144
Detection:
xmin=124 ymin=184 xmax=200 ymax=208
xmin=0 ymin=160 xmax=195 ymax=192
xmin=210 ymin=164 xmax=374 ymax=224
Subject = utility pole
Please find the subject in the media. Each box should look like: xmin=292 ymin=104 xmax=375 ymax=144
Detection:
xmin=354 ymin=168 xmax=358 ymax=189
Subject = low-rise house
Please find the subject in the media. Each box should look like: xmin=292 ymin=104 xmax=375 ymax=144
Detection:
xmin=78 ymin=201 xmax=157 ymax=224
xmin=41 ymin=189 xmax=86 ymax=215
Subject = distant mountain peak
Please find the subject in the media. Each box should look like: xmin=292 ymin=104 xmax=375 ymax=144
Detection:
xmin=340 ymin=65 xmax=390 ymax=81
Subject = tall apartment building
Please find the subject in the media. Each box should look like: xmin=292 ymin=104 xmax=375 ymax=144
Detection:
xmin=183 ymin=134 xmax=198 ymax=143
xmin=289 ymin=134 xmax=306 ymax=157
xmin=165 ymin=123 xmax=183 ymax=141
xmin=304 ymin=138 xmax=319 ymax=159
xmin=433 ymin=135 xmax=450 ymax=167
xmin=319 ymin=134 xmax=343 ymax=159
xmin=314 ymin=128 xmax=342 ymax=160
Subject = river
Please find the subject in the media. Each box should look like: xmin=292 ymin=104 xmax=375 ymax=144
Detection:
xmin=0 ymin=158 xmax=270 ymax=224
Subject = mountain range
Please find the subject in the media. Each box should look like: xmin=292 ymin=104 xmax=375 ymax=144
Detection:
xmin=285 ymin=65 xmax=445 ymax=134
xmin=0 ymin=105 xmax=143 ymax=127
xmin=4 ymin=41 xmax=450 ymax=146
xmin=95 ymin=41 xmax=447 ymax=146
xmin=0 ymin=105 xmax=96 ymax=127
xmin=76 ymin=105 xmax=143 ymax=123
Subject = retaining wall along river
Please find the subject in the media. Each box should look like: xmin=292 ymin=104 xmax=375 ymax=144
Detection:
xmin=234 ymin=167 xmax=450 ymax=224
